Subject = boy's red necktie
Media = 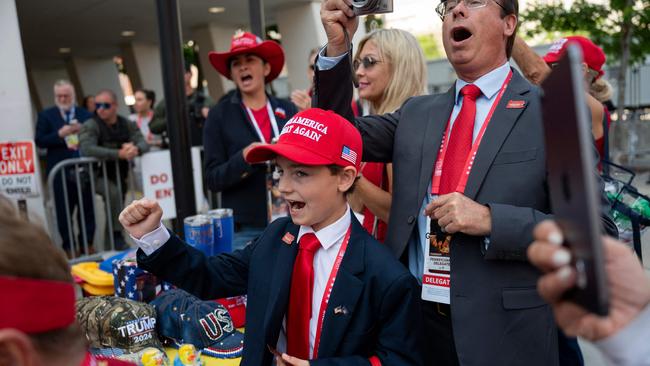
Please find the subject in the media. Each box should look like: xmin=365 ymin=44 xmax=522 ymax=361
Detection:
xmin=439 ymin=84 xmax=482 ymax=194
xmin=286 ymin=233 xmax=321 ymax=360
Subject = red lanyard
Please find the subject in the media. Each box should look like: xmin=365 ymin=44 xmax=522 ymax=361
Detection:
xmin=312 ymin=224 xmax=352 ymax=359
xmin=244 ymin=102 xmax=280 ymax=144
xmin=431 ymin=71 xmax=513 ymax=195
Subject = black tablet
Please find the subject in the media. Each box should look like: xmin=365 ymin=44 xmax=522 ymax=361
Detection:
xmin=541 ymin=43 xmax=609 ymax=316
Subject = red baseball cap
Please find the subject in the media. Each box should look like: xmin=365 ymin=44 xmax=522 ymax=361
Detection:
xmin=208 ymin=31 xmax=285 ymax=83
xmin=245 ymin=108 xmax=362 ymax=170
xmin=543 ymin=36 xmax=606 ymax=79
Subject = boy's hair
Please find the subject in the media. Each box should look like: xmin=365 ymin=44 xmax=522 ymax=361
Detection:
xmin=0 ymin=196 xmax=86 ymax=360
xmin=327 ymin=165 xmax=358 ymax=195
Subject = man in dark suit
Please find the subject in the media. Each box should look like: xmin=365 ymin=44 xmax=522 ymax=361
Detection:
xmin=316 ymin=1 xmax=616 ymax=365
xmin=121 ymin=108 xmax=422 ymax=366
xmin=35 ymin=80 xmax=95 ymax=255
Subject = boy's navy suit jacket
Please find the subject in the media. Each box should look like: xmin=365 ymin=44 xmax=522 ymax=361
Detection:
xmin=137 ymin=213 xmax=423 ymax=366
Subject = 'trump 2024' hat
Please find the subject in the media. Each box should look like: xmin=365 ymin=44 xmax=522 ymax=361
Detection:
xmin=76 ymin=296 xmax=165 ymax=364
xmin=245 ymin=108 xmax=362 ymax=170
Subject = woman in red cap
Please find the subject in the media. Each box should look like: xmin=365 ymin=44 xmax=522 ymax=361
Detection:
xmin=203 ymin=31 xmax=298 ymax=248
xmin=513 ymin=35 xmax=613 ymax=167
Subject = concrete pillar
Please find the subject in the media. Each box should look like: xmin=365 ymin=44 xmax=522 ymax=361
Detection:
xmin=121 ymin=42 xmax=165 ymax=105
xmin=192 ymin=24 xmax=238 ymax=100
xmin=275 ymin=1 xmax=327 ymax=92
xmin=74 ymin=57 xmax=130 ymax=116
xmin=0 ymin=0 xmax=47 ymax=223
xmin=30 ymin=67 xmax=70 ymax=114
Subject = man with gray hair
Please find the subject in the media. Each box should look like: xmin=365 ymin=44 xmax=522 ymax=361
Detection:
xmin=35 ymin=80 xmax=95 ymax=257
xmin=80 ymin=89 xmax=149 ymax=249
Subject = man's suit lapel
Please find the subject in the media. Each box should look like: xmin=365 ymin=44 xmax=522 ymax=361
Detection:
xmin=464 ymin=70 xmax=531 ymax=200
xmin=315 ymin=216 xmax=365 ymax=358
xmin=417 ymin=87 xmax=456 ymax=198
xmin=263 ymin=223 xmax=300 ymax=343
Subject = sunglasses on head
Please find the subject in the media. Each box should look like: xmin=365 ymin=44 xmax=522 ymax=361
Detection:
xmin=95 ymin=102 xmax=112 ymax=110
xmin=353 ymin=56 xmax=382 ymax=71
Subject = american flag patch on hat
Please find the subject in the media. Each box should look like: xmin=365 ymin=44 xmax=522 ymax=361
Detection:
xmin=341 ymin=145 xmax=357 ymax=165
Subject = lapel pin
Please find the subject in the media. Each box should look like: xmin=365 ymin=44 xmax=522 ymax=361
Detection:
xmin=282 ymin=232 xmax=295 ymax=245
xmin=333 ymin=305 xmax=349 ymax=315
xmin=506 ymin=100 xmax=526 ymax=109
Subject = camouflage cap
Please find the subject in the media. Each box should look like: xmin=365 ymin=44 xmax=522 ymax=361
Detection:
xmin=76 ymin=296 xmax=164 ymax=358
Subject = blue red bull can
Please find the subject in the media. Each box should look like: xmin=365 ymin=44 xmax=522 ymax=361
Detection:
xmin=183 ymin=215 xmax=214 ymax=256
xmin=207 ymin=209 xmax=234 ymax=254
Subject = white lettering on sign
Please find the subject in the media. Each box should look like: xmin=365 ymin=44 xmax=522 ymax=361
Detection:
xmin=423 ymin=274 xmax=450 ymax=288
xmin=141 ymin=150 xmax=176 ymax=220
xmin=0 ymin=141 xmax=39 ymax=198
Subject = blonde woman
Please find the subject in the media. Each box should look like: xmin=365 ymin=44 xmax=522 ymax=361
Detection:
xmin=349 ymin=29 xmax=427 ymax=241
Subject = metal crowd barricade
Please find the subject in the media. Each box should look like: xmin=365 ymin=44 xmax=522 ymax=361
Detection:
xmin=46 ymin=157 xmax=137 ymax=261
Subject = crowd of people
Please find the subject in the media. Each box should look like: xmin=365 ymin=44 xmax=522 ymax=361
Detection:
xmin=17 ymin=0 xmax=650 ymax=365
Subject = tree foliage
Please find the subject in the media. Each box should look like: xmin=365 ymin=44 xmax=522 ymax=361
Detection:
xmin=416 ymin=33 xmax=443 ymax=60
xmin=521 ymin=0 xmax=650 ymax=65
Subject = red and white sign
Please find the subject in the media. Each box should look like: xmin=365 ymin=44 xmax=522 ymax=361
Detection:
xmin=0 ymin=141 xmax=39 ymax=198
xmin=423 ymin=274 xmax=450 ymax=288
xmin=141 ymin=150 xmax=176 ymax=220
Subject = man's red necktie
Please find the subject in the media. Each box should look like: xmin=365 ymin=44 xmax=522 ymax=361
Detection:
xmin=286 ymin=233 xmax=321 ymax=360
xmin=439 ymin=84 xmax=482 ymax=194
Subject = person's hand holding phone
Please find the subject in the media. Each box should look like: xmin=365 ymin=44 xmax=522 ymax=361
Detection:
xmin=528 ymin=220 xmax=650 ymax=341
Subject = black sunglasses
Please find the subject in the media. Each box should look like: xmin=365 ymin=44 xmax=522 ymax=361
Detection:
xmin=353 ymin=56 xmax=383 ymax=71
xmin=95 ymin=102 xmax=112 ymax=110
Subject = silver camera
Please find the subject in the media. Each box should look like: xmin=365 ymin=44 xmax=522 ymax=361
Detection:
xmin=351 ymin=0 xmax=393 ymax=16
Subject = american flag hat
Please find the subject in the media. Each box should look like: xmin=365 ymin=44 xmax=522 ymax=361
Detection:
xmin=245 ymin=108 xmax=362 ymax=170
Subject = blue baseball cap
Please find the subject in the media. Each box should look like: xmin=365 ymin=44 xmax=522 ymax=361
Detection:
xmin=152 ymin=289 xmax=244 ymax=359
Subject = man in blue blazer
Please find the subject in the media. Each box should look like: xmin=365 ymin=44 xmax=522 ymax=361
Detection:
xmin=35 ymin=80 xmax=95 ymax=254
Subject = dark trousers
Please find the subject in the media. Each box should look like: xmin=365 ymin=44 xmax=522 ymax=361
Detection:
xmin=420 ymin=300 xmax=460 ymax=366
xmin=52 ymin=169 xmax=95 ymax=250
xmin=558 ymin=329 xmax=584 ymax=366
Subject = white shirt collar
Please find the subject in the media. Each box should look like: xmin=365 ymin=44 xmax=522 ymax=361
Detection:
xmin=454 ymin=62 xmax=511 ymax=104
xmin=297 ymin=205 xmax=351 ymax=250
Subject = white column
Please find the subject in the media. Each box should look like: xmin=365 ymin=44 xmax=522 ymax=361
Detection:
xmin=276 ymin=1 xmax=327 ymax=92
xmin=0 ymin=0 xmax=47 ymax=223
xmin=192 ymin=24 xmax=238 ymax=100
xmin=127 ymin=42 xmax=165 ymax=104
xmin=74 ymin=57 xmax=130 ymax=116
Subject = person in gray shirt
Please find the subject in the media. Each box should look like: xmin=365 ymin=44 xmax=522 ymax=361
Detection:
xmin=80 ymin=89 xmax=149 ymax=249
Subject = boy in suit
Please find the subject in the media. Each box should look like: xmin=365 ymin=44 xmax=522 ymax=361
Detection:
xmin=119 ymin=108 xmax=422 ymax=366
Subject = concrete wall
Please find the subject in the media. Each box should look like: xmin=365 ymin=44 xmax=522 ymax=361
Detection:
xmin=0 ymin=0 xmax=47 ymax=224
xmin=74 ymin=57 xmax=129 ymax=116
xmin=30 ymin=68 xmax=70 ymax=114
xmin=192 ymin=24 xmax=238 ymax=100
xmin=130 ymin=42 xmax=165 ymax=105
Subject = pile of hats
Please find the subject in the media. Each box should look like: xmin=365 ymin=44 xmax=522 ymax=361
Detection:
xmin=76 ymin=296 xmax=167 ymax=364
xmin=151 ymin=289 xmax=245 ymax=359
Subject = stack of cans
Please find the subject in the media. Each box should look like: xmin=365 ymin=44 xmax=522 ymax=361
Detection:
xmin=183 ymin=215 xmax=214 ymax=256
xmin=207 ymin=208 xmax=234 ymax=254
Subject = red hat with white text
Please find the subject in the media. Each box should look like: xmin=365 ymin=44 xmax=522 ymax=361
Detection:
xmin=245 ymin=108 xmax=362 ymax=170
xmin=543 ymin=36 xmax=606 ymax=79
xmin=208 ymin=31 xmax=284 ymax=83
